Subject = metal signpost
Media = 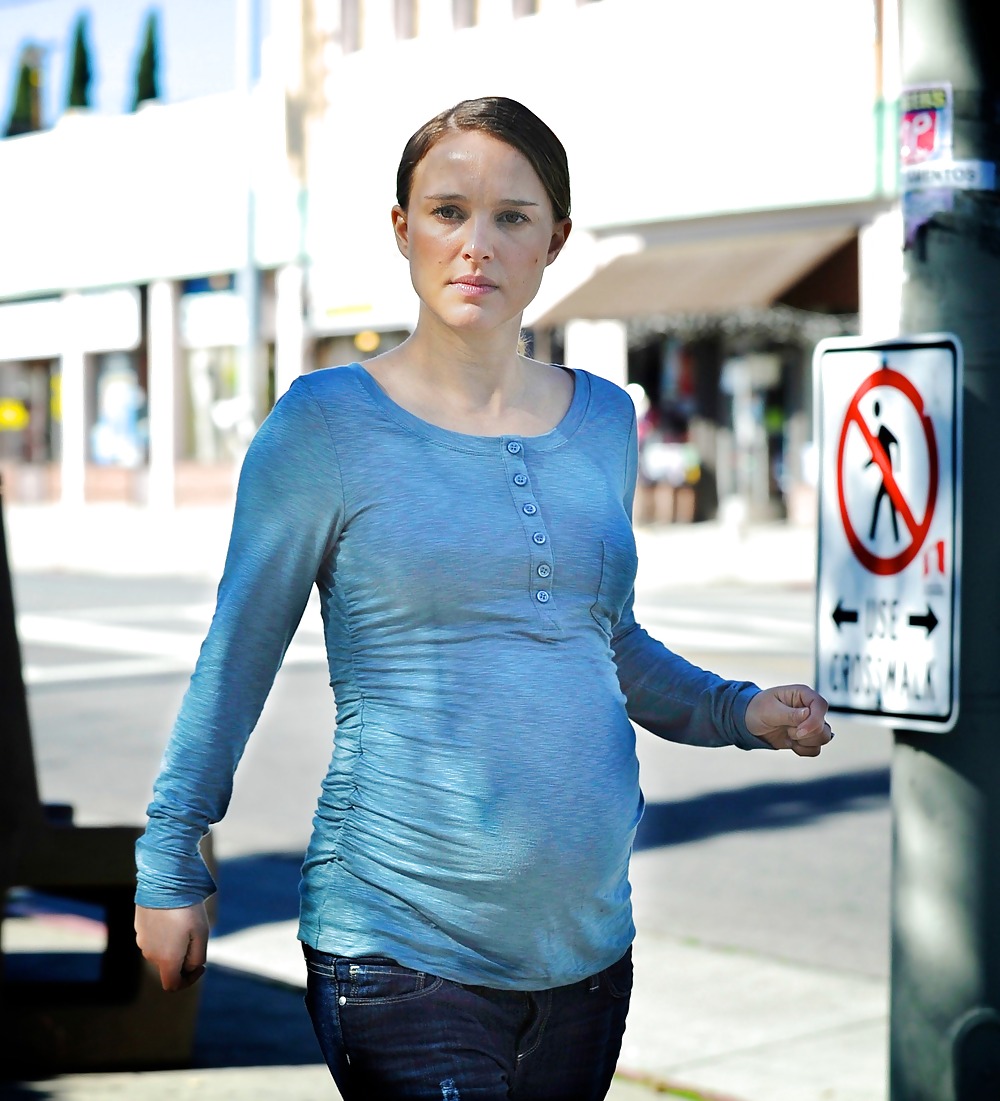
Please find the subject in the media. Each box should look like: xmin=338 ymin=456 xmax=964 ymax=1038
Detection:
xmin=815 ymin=335 xmax=962 ymax=733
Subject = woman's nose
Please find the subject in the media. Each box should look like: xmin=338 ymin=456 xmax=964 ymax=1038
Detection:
xmin=462 ymin=216 xmax=493 ymax=262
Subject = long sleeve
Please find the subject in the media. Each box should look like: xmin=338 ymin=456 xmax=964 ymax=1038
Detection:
xmin=611 ymin=409 xmax=773 ymax=751
xmin=135 ymin=380 xmax=345 ymax=907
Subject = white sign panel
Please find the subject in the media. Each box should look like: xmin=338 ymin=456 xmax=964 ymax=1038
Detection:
xmin=815 ymin=335 xmax=962 ymax=732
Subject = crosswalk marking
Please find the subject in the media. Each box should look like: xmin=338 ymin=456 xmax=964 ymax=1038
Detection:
xmin=19 ymin=597 xmax=811 ymax=688
xmin=24 ymin=657 xmax=191 ymax=686
xmin=19 ymin=605 xmax=328 ymax=687
xmin=639 ymin=606 xmax=812 ymax=655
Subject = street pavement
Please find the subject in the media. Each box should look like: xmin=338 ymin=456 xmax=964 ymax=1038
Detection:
xmin=2 ymin=502 xmax=889 ymax=1101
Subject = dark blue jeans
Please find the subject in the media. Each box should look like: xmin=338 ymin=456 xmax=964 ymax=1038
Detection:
xmin=302 ymin=945 xmax=632 ymax=1100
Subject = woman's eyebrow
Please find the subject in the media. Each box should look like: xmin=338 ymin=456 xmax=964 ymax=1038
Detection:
xmin=425 ymin=192 xmax=539 ymax=206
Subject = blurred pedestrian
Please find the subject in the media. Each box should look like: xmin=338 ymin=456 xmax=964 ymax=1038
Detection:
xmin=134 ymin=96 xmax=833 ymax=1101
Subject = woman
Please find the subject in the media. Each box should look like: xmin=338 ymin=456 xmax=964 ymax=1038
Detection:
xmin=135 ymin=97 xmax=832 ymax=1100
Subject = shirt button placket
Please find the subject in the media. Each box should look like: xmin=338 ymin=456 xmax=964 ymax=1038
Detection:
xmin=501 ymin=437 xmax=554 ymax=619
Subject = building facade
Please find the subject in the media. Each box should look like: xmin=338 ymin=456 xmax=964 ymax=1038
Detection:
xmin=0 ymin=0 xmax=902 ymax=520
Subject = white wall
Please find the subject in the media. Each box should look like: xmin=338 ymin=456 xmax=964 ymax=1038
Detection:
xmin=0 ymin=91 xmax=299 ymax=299
xmin=306 ymin=0 xmax=880 ymax=322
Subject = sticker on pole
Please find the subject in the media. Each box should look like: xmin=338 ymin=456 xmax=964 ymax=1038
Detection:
xmin=815 ymin=336 xmax=961 ymax=732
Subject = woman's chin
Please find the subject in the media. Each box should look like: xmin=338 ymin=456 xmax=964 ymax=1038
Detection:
xmin=423 ymin=302 xmax=522 ymax=335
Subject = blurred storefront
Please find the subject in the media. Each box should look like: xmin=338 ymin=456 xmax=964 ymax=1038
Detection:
xmin=0 ymin=288 xmax=143 ymax=501
xmin=0 ymin=78 xmax=302 ymax=503
xmin=526 ymin=210 xmax=875 ymax=524
xmin=0 ymin=0 xmax=901 ymax=516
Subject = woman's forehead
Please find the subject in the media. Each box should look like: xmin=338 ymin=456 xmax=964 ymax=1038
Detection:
xmin=412 ymin=131 xmax=545 ymax=196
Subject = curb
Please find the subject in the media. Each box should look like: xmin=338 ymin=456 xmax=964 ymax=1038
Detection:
xmin=614 ymin=1067 xmax=750 ymax=1101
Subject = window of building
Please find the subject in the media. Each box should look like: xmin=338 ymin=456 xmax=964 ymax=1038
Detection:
xmin=338 ymin=0 xmax=362 ymax=53
xmin=395 ymin=0 xmax=418 ymax=39
xmin=453 ymin=0 xmax=478 ymax=29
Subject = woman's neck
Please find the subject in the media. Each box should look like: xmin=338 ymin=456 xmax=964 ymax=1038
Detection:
xmin=378 ymin=313 xmax=526 ymax=414
xmin=362 ymin=314 xmax=572 ymax=437
xmin=407 ymin=312 xmax=522 ymax=389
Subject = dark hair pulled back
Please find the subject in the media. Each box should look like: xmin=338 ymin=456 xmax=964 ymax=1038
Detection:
xmin=396 ymin=96 xmax=571 ymax=222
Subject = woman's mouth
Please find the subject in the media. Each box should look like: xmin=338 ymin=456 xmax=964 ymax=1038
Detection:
xmin=451 ymin=277 xmax=497 ymax=297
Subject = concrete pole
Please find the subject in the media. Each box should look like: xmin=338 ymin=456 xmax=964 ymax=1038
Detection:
xmin=146 ymin=279 xmax=178 ymax=510
xmin=274 ymin=262 xmax=305 ymax=400
xmin=891 ymin=1 xmax=1000 ymax=1097
xmin=236 ymin=0 xmax=262 ymax=428
xmin=59 ymin=292 xmax=86 ymax=508
xmin=859 ymin=0 xmax=903 ymax=342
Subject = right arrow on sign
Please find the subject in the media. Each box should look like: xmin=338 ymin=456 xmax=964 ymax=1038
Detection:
xmin=908 ymin=606 xmax=939 ymax=635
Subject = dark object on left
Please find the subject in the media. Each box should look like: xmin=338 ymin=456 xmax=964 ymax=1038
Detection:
xmin=0 ymin=476 xmax=212 ymax=1072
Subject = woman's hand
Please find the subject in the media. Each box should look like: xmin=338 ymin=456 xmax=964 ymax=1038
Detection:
xmin=744 ymin=684 xmax=834 ymax=756
xmin=134 ymin=902 xmax=210 ymax=992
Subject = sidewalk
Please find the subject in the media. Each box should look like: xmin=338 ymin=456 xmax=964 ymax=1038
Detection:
xmin=4 ymin=503 xmax=888 ymax=1100
xmin=202 ymin=921 xmax=887 ymax=1101
xmin=3 ymin=918 xmax=887 ymax=1101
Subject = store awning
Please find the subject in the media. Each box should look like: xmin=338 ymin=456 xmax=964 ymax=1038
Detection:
xmin=529 ymin=225 xmax=855 ymax=327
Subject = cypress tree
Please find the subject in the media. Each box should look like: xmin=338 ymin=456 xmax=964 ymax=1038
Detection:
xmin=5 ymin=47 xmax=43 ymax=137
xmin=67 ymin=14 xmax=93 ymax=109
xmin=130 ymin=11 xmax=160 ymax=111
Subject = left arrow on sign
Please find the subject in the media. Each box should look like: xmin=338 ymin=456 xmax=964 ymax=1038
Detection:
xmin=833 ymin=600 xmax=859 ymax=629
xmin=908 ymin=606 xmax=939 ymax=635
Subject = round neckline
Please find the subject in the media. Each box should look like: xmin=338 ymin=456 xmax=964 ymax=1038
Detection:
xmin=350 ymin=362 xmax=590 ymax=454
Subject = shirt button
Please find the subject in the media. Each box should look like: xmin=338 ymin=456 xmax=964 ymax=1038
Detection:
xmin=522 ymin=503 xmax=538 ymax=516
xmin=506 ymin=440 xmax=522 ymax=455
xmin=532 ymin=532 xmax=547 ymax=545
xmin=537 ymin=563 xmax=551 ymax=578
xmin=513 ymin=473 xmax=528 ymax=487
xmin=536 ymin=590 xmax=551 ymax=604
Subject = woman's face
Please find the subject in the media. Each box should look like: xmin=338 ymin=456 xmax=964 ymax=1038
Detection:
xmin=392 ymin=130 xmax=571 ymax=336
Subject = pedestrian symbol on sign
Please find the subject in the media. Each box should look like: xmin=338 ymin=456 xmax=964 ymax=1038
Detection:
xmin=866 ymin=400 xmax=900 ymax=542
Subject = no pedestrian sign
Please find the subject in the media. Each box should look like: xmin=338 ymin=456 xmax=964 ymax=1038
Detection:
xmin=815 ymin=335 xmax=962 ymax=732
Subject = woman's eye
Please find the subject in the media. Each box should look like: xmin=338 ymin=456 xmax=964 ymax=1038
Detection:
xmin=431 ymin=205 xmax=463 ymax=220
xmin=498 ymin=210 xmax=529 ymax=225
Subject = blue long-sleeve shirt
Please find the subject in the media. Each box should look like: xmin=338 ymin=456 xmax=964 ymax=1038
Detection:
xmin=135 ymin=363 xmax=767 ymax=990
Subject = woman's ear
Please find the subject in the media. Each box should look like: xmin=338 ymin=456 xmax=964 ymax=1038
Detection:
xmin=546 ymin=218 xmax=572 ymax=266
xmin=391 ymin=205 xmax=410 ymax=259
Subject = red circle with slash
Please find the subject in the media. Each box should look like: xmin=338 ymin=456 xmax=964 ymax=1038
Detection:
xmin=836 ymin=367 xmax=938 ymax=575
